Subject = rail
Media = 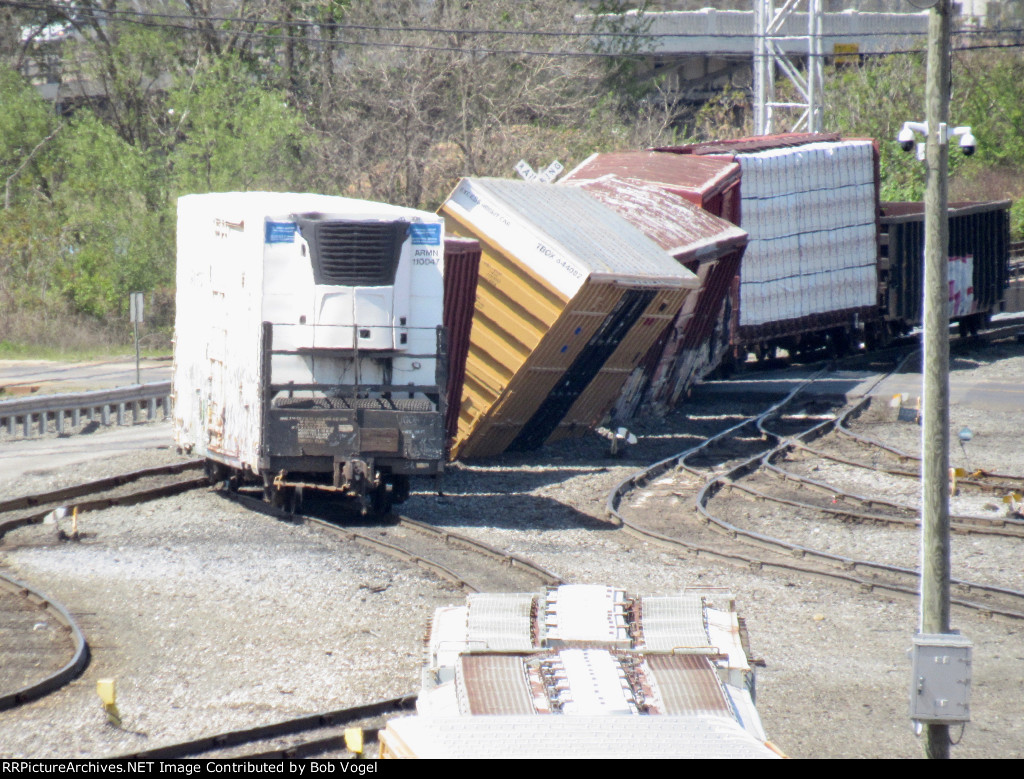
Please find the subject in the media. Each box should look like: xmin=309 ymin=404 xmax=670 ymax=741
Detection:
xmin=0 ymin=381 xmax=171 ymax=438
xmin=0 ymin=572 xmax=90 ymax=711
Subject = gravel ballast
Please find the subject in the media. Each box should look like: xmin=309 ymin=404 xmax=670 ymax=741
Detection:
xmin=1 ymin=341 xmax=1022 ymax=759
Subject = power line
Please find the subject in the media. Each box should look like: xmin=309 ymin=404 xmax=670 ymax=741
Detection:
xmin=5 ymin=0 xmax=1024 ymax=59
xmin=5 ymin=0 xmax=1020 ymax=42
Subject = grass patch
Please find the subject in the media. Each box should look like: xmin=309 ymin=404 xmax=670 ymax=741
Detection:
xmin=0 ymin=308 xmax=172 ymax=362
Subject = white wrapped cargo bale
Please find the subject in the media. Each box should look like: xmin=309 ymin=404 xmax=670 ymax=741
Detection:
xmin=736 ymin=140 xmax=878 ymax=330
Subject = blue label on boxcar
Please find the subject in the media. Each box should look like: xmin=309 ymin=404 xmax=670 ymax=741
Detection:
xmin=409 ymin=223 xmax=441 ymax=246
xmin=265 ymin=221 xmax=296 ymax=244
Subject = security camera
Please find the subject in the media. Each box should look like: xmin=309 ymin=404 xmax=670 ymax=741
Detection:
xmin=959 ymin=131 xmax=976 ymax=156
xmin=897 ymin=126 xmax=915 ymax=153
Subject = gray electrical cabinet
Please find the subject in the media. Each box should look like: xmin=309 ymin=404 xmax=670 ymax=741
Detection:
xmin=909 ymin=632 xmax=972 ymax=724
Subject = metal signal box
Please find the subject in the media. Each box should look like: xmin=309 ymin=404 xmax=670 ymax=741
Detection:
xmin=909 ymin=632 xmax=972 ymax=724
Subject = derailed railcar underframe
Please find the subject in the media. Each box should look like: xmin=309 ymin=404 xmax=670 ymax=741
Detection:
xmin=252 ymin=321 xmax=446 ymax=510
xmin=734 ymin=305 xmax=877 ymax=345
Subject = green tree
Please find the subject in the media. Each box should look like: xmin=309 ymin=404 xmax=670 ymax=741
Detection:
xmin=166 ymin=55 xmax=309 ymax=194
xmin=0 ymin=66 xmax=64 ymax=329
xmin=48 ymin=112 xmax=171 ymax=317
xmin=0 ymin=65 xmax=59 ymax=208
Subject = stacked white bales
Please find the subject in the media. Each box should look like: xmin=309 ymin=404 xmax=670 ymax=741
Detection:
xmin=735 ymin=140 xmax=879 ymax=333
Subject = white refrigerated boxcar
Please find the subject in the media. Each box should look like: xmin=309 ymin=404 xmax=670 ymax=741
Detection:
xmin=173 ymin=192 xmax=447 ymax=513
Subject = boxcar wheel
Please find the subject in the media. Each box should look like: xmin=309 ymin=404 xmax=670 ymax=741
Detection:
xmin=263 ymin=480 xmax=289 ymax=510
xmin=372 ymin=483 xmax=394 ymax=515
xmin=392 ymin=475 xmax=411 ymax=504
xmin=205 ymin=460 xmax=226 ymax=486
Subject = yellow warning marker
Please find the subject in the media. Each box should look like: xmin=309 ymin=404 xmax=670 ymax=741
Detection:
xmin=1004 ymin=493 xmax=1023 ymax=517
xmin=71 ymin=507 xmax=79 ymax=540
xmin=344 ymin=727 xmax=364 ymax=758
xmin=97 ymin=678 xmax=122 ymax=727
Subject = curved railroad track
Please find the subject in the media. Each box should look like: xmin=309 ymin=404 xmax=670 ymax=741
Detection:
xmin=0 ymin=456 xmax=561 ymax=744
xmin=0 ymin=460 xmax=209 ymax=711
xmin=608 ymin=358 xmax=1024 ymax=622
xmin=97 ymin=488 xmax=562 ymax=759
xmin=830 ymin=407 xmax=1024 ymax=497
xmin=0 ymin=572 xmax=89 ymax=712
xmin=747 ymin=403 xmax=1024 ymax=539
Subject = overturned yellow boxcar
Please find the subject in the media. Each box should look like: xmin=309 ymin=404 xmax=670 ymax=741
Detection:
xmin=440 ymin=178 xmax=699 ymax=460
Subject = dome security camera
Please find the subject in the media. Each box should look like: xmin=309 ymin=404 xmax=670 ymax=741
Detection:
xmin=897 ymin=126 xmax=915 ymax=153
xmin=959 ymin=131 xmax=976 ymax=156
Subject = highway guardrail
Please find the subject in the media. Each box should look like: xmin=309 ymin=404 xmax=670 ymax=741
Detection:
xmin=0 ymin=382 xmax=171 ymax=438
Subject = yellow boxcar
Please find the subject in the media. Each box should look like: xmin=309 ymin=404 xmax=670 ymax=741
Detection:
xmin=440 ymin=178 xmax=698 ymax=460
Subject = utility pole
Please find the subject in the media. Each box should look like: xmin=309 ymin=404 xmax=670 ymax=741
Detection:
xmin=921 ymin=0 xmax=952 ymax=759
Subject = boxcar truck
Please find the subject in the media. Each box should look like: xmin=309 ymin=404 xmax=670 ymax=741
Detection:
xmin=173 ymin=192 xmax=447 ymax=514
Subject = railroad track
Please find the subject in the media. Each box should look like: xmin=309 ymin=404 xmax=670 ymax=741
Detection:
xmin=0 ymin=460 xmax=207 ymax=544
xmin=0 ymin=457 xmax=561 ymax=744
xmin=830 ymin=407 xmax=1024 ymax=498
xmin=0 ymin=572 xmax=89 ymax=712
xmin=609 ymin=357 xmax=1024 ymax=622
xmin=117 ymin=695 xmax=417 ymax=759
xmin=223 ymin=490 xmax=563 ymax=595
xmin=0 ymin=460 xmax=209 ymax=712
xmin=747 ymin=404 xmax=1024 ymax=539
xmin=102 ymin=493 xmax=562 ymax=759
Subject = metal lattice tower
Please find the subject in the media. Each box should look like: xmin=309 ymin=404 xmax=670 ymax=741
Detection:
xmin=753 ymin=0 xmax=825 ymax=135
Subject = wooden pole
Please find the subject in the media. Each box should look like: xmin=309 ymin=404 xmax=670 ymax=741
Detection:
xmin=921 ymin=0 xmax=951 ymax=760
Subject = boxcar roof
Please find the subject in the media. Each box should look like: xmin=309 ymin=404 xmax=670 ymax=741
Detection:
xmin=443 ymin=177 xmax=698 ymax=292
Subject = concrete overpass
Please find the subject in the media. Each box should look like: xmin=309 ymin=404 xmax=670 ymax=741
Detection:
xmin=598 ymin=8 xmax=929 ymax=101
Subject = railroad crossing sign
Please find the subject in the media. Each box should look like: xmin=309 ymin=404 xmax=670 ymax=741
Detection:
xmin=514 ymin=159 xmax=564 ymax=183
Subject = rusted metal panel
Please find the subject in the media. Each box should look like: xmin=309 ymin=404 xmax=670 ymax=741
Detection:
xmin=442 ymin=236 xmax=481 ymax=449
xmin=645 ymin=654 xmax=732 ymax=717
xmin=567 ymin=175 xmax=747 ymax=262
xmin=655 ymin=131 xmax=842 ymax=157
xmin=440 ymin=178 xmax=697 ymax=459
xmin=564 ymin=175 xmax=748 ymax=416
xmin=458 ymin=655 xmax=535 ymax=716
xmin=562 ymin=151 xmax=742 ymax=215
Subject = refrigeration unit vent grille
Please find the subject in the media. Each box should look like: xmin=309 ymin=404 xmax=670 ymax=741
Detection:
xmin=296 ymin=215 xmax=407 ymax=286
